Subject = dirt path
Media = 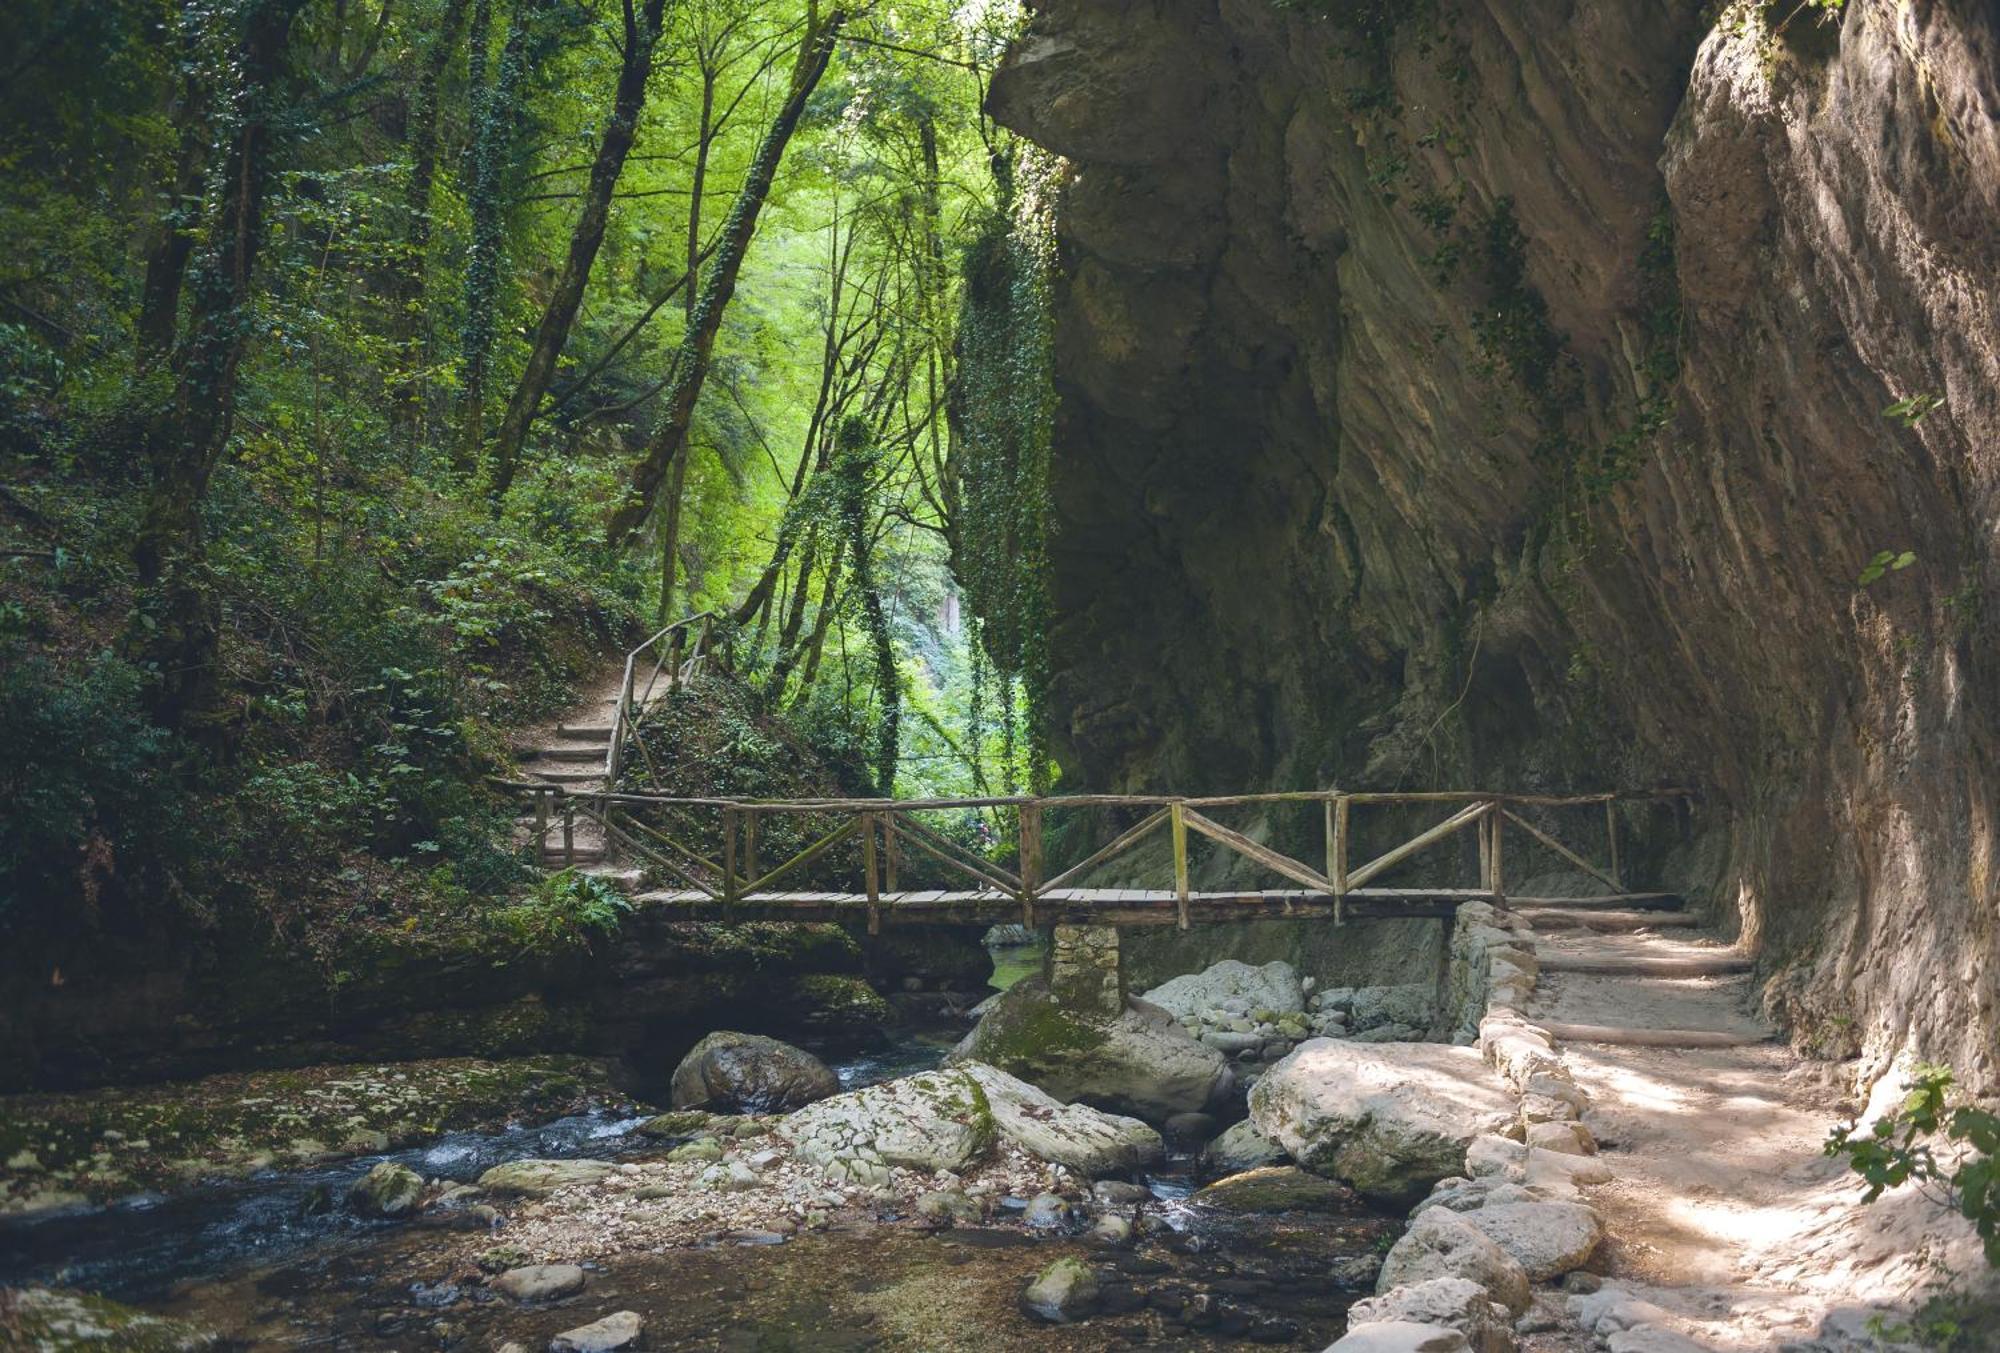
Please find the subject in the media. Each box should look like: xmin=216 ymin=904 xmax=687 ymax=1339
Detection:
xmin=507 ymin=667 xmax=629 ymax=871
xmin=1525 ymin=917 xmax=1994 ymax=1350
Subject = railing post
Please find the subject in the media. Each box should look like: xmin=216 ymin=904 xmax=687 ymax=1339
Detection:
xmin=1170 ymin=800 xmax=1190 ymax=931
xmin=722 ymin=807 xmax=739 ymax=906
xmin=1478 ymin=802 xmax=1493 ymax=892
xmin=883 ymin=813 xmax=900 ymax=894
xmin=562 ymin=798 xmax=575 ymax=868
xmin=860 ymin=811 xmax=881 ymax=935
xmin=667 ymin=628 xmax=686 ymax=692
xmin=1332 ymin=794 xmax=1350 ymax=927
xmin=744 ymin=812 xmax=759 ymax=886
xmin=1018 ymin=802 xmax=1042 ymax=930
xmin=1490 ymin=803 xmax=1506 ymax=907
xmin=1605 ymin=798 xmax=1621 ymax=889
xmin=534 ymin=788 xmax=551 ymax=865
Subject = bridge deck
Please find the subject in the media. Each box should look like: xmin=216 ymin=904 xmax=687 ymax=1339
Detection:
xmin=635 ymin=886 xmax=1496 ymax=926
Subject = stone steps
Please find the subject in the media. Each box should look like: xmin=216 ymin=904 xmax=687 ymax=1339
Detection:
xmin=1534 ymin=1019 xmax=1770 ymax=1048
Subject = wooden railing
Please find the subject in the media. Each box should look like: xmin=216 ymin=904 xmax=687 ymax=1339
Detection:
xmin=501 ymin=784 xmax=1692 ymax=933
xmin=606 ymin=611 xmax=717 ymax=785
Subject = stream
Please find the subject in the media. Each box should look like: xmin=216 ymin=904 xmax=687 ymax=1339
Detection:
xmin=0 ymin=941 xmax=1392 ymax=1348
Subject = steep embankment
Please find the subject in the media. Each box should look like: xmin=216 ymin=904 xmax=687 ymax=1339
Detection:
xmin=988 ymin=0 xmax=2000 ymax=1086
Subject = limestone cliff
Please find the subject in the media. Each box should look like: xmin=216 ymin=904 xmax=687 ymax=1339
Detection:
xmin=987 ymin=0 xmax=2000 ymax=1087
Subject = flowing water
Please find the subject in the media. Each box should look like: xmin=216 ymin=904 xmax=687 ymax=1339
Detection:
xmin=0 ymin=936 xmax=1392 ymax=1347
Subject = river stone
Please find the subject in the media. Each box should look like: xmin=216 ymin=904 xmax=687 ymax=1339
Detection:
xmin=548 ymin=1309 xmax=643 ymax=1352
xmin=1524 ymin=1120 xmax=1595 ymax=1156
xmin=1328 ymin=1320 xmax=1474 ymax=1352
xmin=1191 ymin=1165 xmax=1358 ymax=1214
xmin=1201 ymin=1117 xmax=1287 ymax=1173
xmin=778 ymin=1068 xmax=996 ymax=1185
xmin=915 ymin=1188 xmax=982 ymax=1225
xmin=1348 ymin=1278 xmax=1514 ymax=1353
xmin=1141 ymin=959 xmax=1305 ymax=1020
xmin=2 ymin=1286 xmax=219 ymax=1350
xmin=477 ymin=1159 xmax=615 ymax=1197
xmin=491 ymin=1264 xmax=586 ymax=1302
xmin=1249 ymin=1041 xmax=1515 ymax=1206
xmin=669 ymin=1031 xmax=840 ymax=1114
xmin=958 ymin=1062 xmax=1163 ymax=1174
xmin=949 ymin=975 xmax=1231 ymax=1122
xmin=345 ymin=1161 xmax=424 ymax=1219
xmin=1377 ymin=1209 xmax=1533 ymax=1316
xmin=1456 ymin=1201 xmax=1603 ymax=1280
xmin=1023 ymin=1191 xmax=1078 ymax=1230
xmin=1021 ymin=1256 xmax=1100 ymax=1323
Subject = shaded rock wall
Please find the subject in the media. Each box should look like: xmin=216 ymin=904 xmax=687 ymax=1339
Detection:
xmin=989 ymin=0 xmax=2000 ymax=1086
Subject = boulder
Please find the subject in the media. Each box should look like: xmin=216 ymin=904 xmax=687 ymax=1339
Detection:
xmin=1192 ymin=1165 xmax=1359 ymax=1214
xmin=1023 ymin=1192 xmax=1078 ymax=1230
xmin=477 ymin=1159 xmax=615 ymax=1197
xmin=345 ymin=1161 xmax=424 ymax=1219
xmin=1202 ymin=1117 xmax=1287 ymax=1174
xmin=1524 ymin=1121 xmax=1595 ymax=1156
xmin=914 ymin=1188 xmax=982 ymax=1225
xmin=548 ymin=1310 xmax=643 ymax=1352
xmin=1456 ymin=1201 xmax=1602 ymax=1280
xmin=1141 ymin=959 xmax=1305 ymax=1020
xmin=949 ymin=976 xmax=1230 ymax=1122
xmin=1349 ymin=984 xmax=1437 ymax=1031
xmin=1250 ymin=1041 xmax=1515 ymax=1206
xmin=669 ymin=1031 xmax=839 ymax=1114
xmin=958 ymin=1062 xmax=1163 ymax=1173
xmin=491 ymin=1264 xmax=586 ymax=1302
xmin=1327 ymin=1321 xmax=1473 ymax=1352
xmin=0 ymin=1286 xmax=218 ymax=1350
xmin=1377 ymin=1209 xmax=1532 ymax=1316
xmin=1021 ymin=1256 xmax=1100 ymax=1323
xmin=778 ymin=1068 xmax=996 ymax=1186
xmin=1347 ymin=1278 xmax=1515 ymax=1353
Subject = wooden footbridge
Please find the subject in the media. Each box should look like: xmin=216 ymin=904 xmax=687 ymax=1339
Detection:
xmin=506 ymin=778 xmax=1691 ymax=934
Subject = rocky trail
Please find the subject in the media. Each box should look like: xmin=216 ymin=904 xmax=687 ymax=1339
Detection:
xmin=1525 ymin=905 xmax=1992 ymax=1351
xmin=508 ymin=669 xmax=627 ymax=874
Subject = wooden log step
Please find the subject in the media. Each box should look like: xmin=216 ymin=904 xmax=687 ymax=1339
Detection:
xmin=1506 ymin=893 xmax=1682 ymax=911
xmin=1537 ymin=954 xmax=1752 ymax=978
xmin=557 ymin=724 xmax=614 ymax=738
xmin=539 ymin=846 xmax=607 ymax=864
xmin=522 ymin=744 xmax=611 ymax=763
xmin=1537 ymin=1020 xmax=1770 ymax=1048
xmin=1518 ymin=908 xmax=1697 ymax=931
xmin=529 ymin=768 xmax=607 ymax=784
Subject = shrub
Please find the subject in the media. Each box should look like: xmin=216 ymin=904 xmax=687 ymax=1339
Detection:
xmin=1826 ymin=1063 xmax=2000 ymax=1268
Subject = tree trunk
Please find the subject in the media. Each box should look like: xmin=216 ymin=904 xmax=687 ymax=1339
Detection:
xmin=132 ymin=0 xmax=308 ymax=734
xmin=456 ymin=0 xmax=536 ymax=473
xmin=136 ymin=7 xmax=207 ymax=362
xmin=655 ymin=441 xmax=689 ymax=623
xmin=487 ymin=0 xmax=666 ymax=500
xmin=795 ymin=546 xmax=844 ymax=696
xmin=605 ymin=6 xmax=848 ymax=548
xmin=387 ymin=0 xmax=469 ymax=440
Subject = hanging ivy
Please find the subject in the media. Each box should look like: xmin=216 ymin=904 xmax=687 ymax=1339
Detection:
xmin=952 ymin=146 xmax=1060 ymax=792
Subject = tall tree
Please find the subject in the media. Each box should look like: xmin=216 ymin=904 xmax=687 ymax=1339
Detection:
xmin=605 ymin=2 xmax=848 ymax=549
xmin=388 ymin=0 xmax=471 ymax=440
xmin=487 ymin=0 xmax=668 ymax=500
xmin=131 ymin=0 xmax=310 ymax=732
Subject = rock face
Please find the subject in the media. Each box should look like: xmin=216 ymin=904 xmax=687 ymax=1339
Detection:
xmin=778 ymin=1068 xmax=996 ymax=1186
xmin=949 ymin=975 xmax=1231 ymax=1123
xmin=668 ymin=1031 xmax=839 ymax=1114
xmin=960 ymin=1062 xmax=1164 ymax=1174
xmin=1249 ymin=1041 xmax=1515 ymax=1206
xmin=989 ymin=0 xmax=2000 ymax=1088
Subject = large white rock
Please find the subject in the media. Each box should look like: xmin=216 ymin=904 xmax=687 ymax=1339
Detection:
xmin=1250 ymin=1041 xmax=1516 ymax=1206
xmin=548 ymin=1310 xmax=643 ymax=1352
xmin=1377 ymin=1209 xmax=1532 ymax=1316
xmin=1325 ymin=1320 xmax=1473 ymax=1352
xmin=779 ymin=1068 xmax=996 ymax=1186
xmin=476 ymin=1159 xmax=614 ymax=1197
xmin=1142 ymin=959 xmax=1305 ymax=1019
xmin=959 ymin=1062 xmax=1163 ymax=1174
xmin=1347 ymin=1277 xmax=1515 ymax=1353
xmin=1457 ymin=1201 xmax=1603 ymax=1280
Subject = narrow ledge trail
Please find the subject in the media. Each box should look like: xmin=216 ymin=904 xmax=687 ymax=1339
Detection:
xmin=1526 ymin=907 xmax=1993 ymax=1351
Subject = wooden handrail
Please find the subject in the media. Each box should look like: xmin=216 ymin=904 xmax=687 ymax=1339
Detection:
xmin=495 ymin=778 xmax=1691 ymax=920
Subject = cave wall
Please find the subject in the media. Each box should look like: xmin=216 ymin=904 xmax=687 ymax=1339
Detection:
xmin=988 ymin=0 xmax=2000 ymax=1087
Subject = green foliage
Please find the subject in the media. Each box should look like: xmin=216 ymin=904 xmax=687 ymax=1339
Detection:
xmin=488 ymin=868 xmax=633 ymax=949
xmin=1859 ymin=549 xmax=1917 ymax=587
xmin=1884 ymin=393 xmax=1945 ymax=427
xmin=1826 ymin=1064 xmax=2000 ymax=1268
xmin=953 ymin=146 xmax=1059 ymax=792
